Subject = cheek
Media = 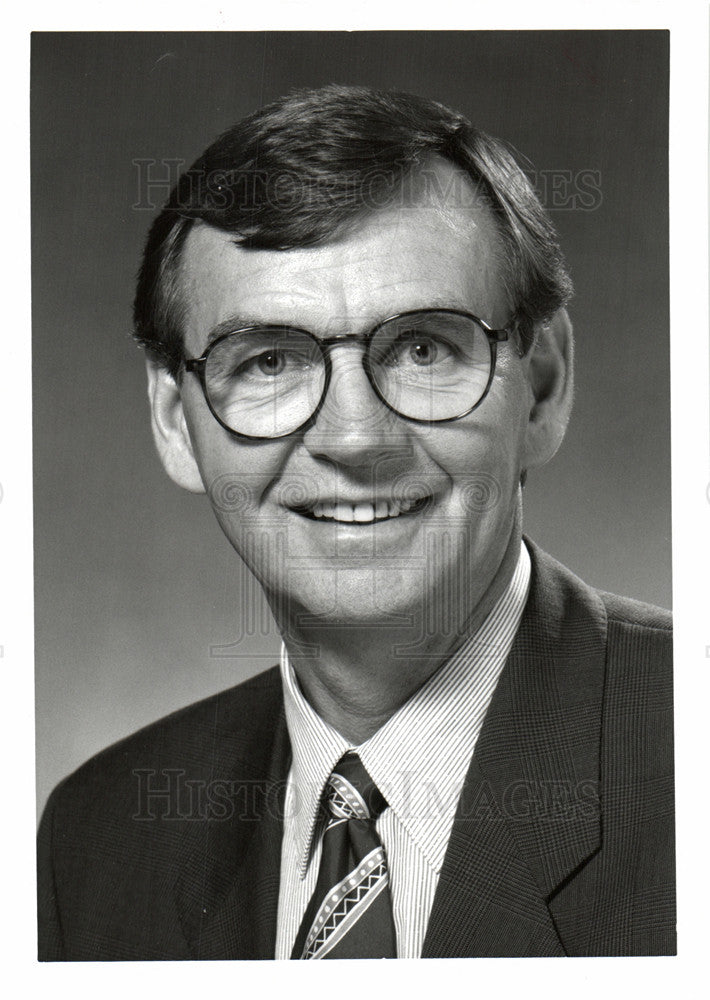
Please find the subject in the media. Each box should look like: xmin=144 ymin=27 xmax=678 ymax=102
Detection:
xmin=182 ymin=393 xmax=295 ymax=522
xmin=423 ymin=379 xmax=530 ymax=496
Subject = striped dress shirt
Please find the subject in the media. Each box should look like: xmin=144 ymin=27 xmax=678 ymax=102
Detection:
xmin=275 ymin=540 xmax=531 ymax=959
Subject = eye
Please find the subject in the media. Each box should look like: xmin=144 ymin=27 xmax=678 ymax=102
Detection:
xmin=236 ymin=347 xmax=312 ymax=379
xmin=380 ymin=331 xmax=454 ymax=368
xmin=407 ymin=339 xmax=438 ymax=366
xmin=255 ymin=350 xmax=286 ymax=376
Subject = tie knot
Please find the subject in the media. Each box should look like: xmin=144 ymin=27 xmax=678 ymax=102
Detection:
xmin=325 ymin=753 xmax=388 ymax=822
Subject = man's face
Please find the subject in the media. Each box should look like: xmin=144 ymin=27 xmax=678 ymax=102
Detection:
xmin=170 ymin=160 xmax=535 ymax=638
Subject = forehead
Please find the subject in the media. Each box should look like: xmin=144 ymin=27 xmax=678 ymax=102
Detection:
xmin=177 ymin=158 xmax=508 ymax=353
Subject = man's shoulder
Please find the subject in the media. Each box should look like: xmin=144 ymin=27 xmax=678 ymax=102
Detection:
xmin=524 ymin=540 xmax=672 ymax=706
xmin=49 ymin=663 xmax=284 ymax=812
xmin=526 ymin=538 xmax=672 ymax=635
xmin=596 ymin=587 xmax=672 ymax=633
xmin=38 ymin=664 xmax=288 ymax=960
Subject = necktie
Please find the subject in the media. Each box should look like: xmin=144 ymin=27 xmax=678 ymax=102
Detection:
xmin=290 ymin=752 xmax=397 ymax=959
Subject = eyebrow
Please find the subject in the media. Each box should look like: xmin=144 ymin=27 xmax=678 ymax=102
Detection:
xmin=203 ymin=314 xmax=278 ymax=350
xmin=200 ymin=298 xmax=498 ymax=352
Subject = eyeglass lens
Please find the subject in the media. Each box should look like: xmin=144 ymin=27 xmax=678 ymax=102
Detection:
xmin=203 ymin=311 xmax=493 ymax=438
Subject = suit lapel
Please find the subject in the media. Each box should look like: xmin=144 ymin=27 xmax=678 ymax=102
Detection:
xmin=174 ymin=676 xmax=291 ymax=959
xmin=423 ymin=543 xmax=607 ymax=957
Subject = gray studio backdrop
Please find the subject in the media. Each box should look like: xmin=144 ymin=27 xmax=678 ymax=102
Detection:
xmin=32 ymin=31 xmax=670 ymax=817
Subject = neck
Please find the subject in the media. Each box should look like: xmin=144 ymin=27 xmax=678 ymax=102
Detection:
xmin=272 ymin=520 xmax=524 ymax=745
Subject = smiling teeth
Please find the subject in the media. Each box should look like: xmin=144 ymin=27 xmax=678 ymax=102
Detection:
xmin=310 ymin=498 xmax=421 ymax=522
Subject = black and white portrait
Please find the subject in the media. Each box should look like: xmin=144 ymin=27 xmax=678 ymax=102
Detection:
xmin=24 ymin=21 xmax=699 ymax=979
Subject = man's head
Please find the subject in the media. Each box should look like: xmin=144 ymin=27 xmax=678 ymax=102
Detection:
xmin=135 ymin=85 xmax=572 ymax=374
xmin=136 ymin=86 xmax=574 ymax=636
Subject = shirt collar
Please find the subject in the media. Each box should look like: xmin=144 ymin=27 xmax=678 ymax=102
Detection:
xmin=280 ymin=539 xmax=531 ymax=879
xmin=280 ymin=647 xmax=350 ymax=879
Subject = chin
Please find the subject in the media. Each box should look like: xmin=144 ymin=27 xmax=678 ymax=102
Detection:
xmin=269 ymin=566 xmax=454 ymax=636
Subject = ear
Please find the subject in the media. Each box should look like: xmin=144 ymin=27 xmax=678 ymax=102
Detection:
xmin=145 ymin=357 xmax=205 ymax=493
xmin=522 ymin=308 xmax=574 ymax=471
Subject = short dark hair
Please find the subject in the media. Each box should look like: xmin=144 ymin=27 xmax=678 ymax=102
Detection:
xmin=134 ymin=84 xmax=572 ymax=378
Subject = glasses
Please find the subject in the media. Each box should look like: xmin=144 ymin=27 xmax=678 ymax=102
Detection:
xmin=182 ymin=308 xmax=516 ymax=440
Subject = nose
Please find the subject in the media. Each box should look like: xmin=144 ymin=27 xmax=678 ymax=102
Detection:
xmin=301 ymin=343 xmax=409 ymax=467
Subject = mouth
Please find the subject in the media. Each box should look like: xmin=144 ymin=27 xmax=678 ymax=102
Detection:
xmin=291 ymin=495 xmax=432 ymax=524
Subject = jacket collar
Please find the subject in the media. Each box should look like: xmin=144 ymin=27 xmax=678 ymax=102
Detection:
xmin=173 ymin=668 xmax=291 ymax=960
xmin=423 ymin=540 xmax=607 ymax=957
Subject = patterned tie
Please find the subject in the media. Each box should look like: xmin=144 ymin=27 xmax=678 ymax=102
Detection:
xmin=290 ymin=752 xmax=397 ymax=959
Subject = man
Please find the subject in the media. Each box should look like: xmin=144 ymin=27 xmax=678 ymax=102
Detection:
xmin=37 ymin=85 xmax=675 ymax=959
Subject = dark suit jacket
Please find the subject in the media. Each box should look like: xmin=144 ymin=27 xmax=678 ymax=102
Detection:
xmin=37 ymin=542 xmax=675 ymax=959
